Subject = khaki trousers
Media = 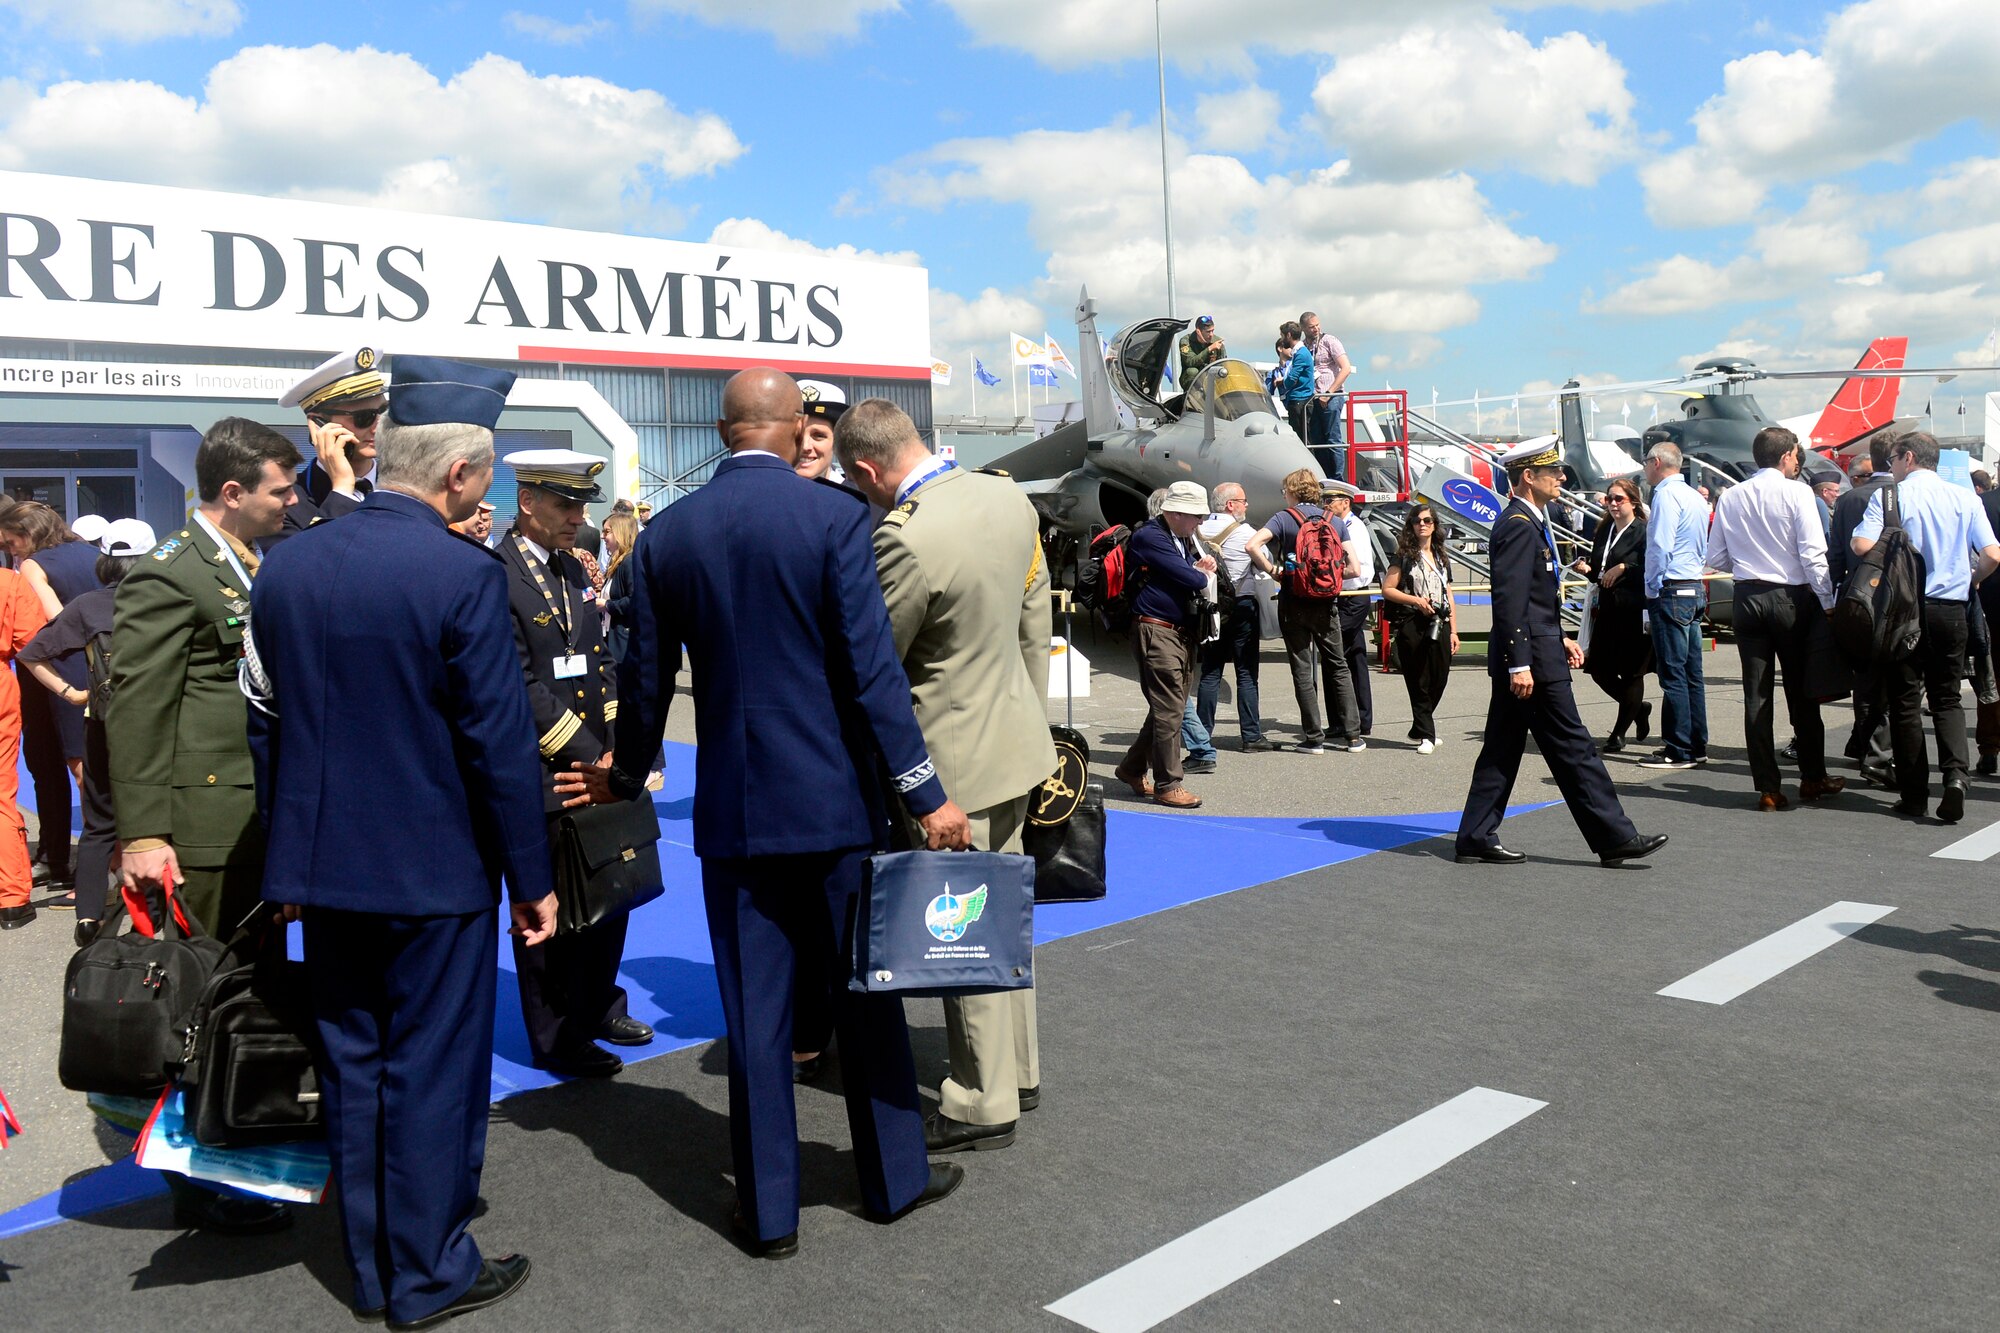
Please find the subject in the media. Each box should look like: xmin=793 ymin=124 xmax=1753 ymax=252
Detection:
xmin=903 ymin=795 xmax=1039 ymax=1126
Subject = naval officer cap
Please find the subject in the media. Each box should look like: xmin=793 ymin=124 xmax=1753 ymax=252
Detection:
xmin=281 ymin=347 xmax=389 ymax=411
xmin=1498 ymin=436 xmax=1564 ymax=471
xmin=388 ymin=355 xmax=517 ymax=430
xmin=504 ymin=448 xmax=607 ymax=503
xmin=797 ymin=379 xmax=849 ymax=421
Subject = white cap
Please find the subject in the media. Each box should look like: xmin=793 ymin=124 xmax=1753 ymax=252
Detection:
xmin=281 ymin=347 xmax=387 ymax=411
xmin=1498 ymin=436 xmax=1563 ymax=470
xmin=100 ymin=518 xmax=157 ymax=557
xmin=1160 ymin=480 xmax=1209 ymax=515
xmin=798 ymin=379 xmax=849 ymax=419
xmin=71 ymin=514 xmax=110 ymax=543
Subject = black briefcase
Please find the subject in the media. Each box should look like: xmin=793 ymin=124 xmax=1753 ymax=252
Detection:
xmin=1025 ymin=782 xmax=1108 ymax=903
xmin=181 ymin=930 xmax=324 ymax=1148
xmin=553 ymin=799 xmax=666 ymax=934
xmin=59 ymin=881 xmax=224 ymax=1097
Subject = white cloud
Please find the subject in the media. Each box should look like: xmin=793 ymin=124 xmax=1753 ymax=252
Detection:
xmin=504 ymin=10 xmax=614 ymax=44
xmin=1312 ymin=23 xmax=1637 ymax=185
xmin=0 ymin=0 xmax=238 ymax=42
xmin=0 ymin=45 xmax=745 ymax=230
xmin=1592 ymin=187 xmax=1874 ymax=315
xmin=632 ymin=0 xmax=900 ymax=45
xmin=705 ymin=216 xmax=920 ymax=266
xmin=1642 ymin=0 xmax=2000 ymax=225
xmin=1194 ymin=85 xmax=1281 ymax=154
xmin=882 ymin=122 xmax=1555 ymax=378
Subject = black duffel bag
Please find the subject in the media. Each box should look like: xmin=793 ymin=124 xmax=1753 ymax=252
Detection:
xmin=180 ymin=927 xmax=323 ymax=1148
xmin=59 ymin=878 xmax=224 ymax=1097
xmin=553 ymin=798 xmax=666 ymax=934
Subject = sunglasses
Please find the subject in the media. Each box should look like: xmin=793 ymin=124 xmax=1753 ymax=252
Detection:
xmin=319 ymin=407 xmax=383 ymax=430
xmin=1414 ymin=516 xmax=1435 ymax=526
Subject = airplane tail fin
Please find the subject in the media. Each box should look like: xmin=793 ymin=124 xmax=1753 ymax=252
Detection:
xmin=1074 ymin=286 xmax=1120 ymax=439
xmin=1806 ymin=337 xmax=1907 ymax=450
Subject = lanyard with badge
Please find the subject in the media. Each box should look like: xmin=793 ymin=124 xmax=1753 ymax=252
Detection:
xmin=514 ymin=532 xmax=587 ymax=680
xmin=895 ymin=458 xmax=957 ymax=506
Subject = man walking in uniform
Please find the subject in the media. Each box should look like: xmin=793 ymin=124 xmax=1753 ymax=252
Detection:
xmin=248 ymin=357 xmax=556 ymax=1327
xmin=496 ymin=448 xmax=652 ymax=1078
xmin=566 ymin=368 xmax=970 ymax=1257
xmin=1456 ymin=439 xmax=1667 ymax=866
xmin=835 ymin=399 xmax=1057 ymax=1154
xmin=108 ymin=417 xmax=300 ymax=1234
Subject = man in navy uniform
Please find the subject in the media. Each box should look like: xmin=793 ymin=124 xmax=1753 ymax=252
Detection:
xmin=269 ymin=346 xmax=387 ymax=543
xmin=1455 ymin=439 xmax=1668 ymax=867
xmin=561 ymin=367 xmax=971 ymax=1258
xmin=248 ymin=356 xmax=554 ymax=1329
xmin=497 ymin=447 xmax=652 ymax=1077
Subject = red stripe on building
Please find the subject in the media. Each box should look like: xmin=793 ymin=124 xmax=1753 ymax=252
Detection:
xmin=515 ymin=346 xmax=933 ymax=380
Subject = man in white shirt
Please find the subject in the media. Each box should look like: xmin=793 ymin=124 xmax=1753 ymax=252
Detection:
xmin=1196 ymin=483 xmax=1277 ymax=750
xmin=1324 ymin=480 xmax=1375 ymax=735
xmin=1705 ymin=426 xmax=1845 ymax=810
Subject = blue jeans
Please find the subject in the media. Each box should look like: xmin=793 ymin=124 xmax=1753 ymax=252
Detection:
xmin=1308 ymin=396 xmax=1346 ymax=480
xmin=1198 ymin=596 xmax=1263 ymax=743
xmin=1648 ymin=585 xmax=1709 ymax=760
xmin=1181 ymin=696 xmax=1217 ymax=763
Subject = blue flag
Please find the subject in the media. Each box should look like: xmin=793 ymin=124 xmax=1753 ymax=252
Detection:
xmin=974 ymin=358 xmax=1002 ymax=387
xmin=1029 ymin=365 xmax=1058 ymax=387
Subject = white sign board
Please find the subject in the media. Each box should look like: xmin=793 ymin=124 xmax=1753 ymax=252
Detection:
xmin=0 ymin=170 xmax=931 ymax=378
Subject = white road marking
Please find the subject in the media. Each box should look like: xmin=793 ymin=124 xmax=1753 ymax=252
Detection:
xmin=1044 ymin=1087 xmax=1546 ymax=1333
xmin=1657 ymin=901 xmax=1895 ymax=1005
xmin=1931 ymin=818 xmax=2000 ymax=862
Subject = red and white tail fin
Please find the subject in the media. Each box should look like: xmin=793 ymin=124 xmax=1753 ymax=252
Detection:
xmin=1805 ymin=337 xmax=1907 ymax=450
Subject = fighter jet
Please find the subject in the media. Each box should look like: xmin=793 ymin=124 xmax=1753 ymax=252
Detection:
xmin=986 ymin=287 xmax=1322 ymax=540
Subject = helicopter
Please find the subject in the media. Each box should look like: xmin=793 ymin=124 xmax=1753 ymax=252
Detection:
xmin=984 ymin=287 xmax=1322 ymax=543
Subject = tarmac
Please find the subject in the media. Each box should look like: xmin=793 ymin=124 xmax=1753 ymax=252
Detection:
xmin=2 ymin=620 xmax=1996 ymax=1330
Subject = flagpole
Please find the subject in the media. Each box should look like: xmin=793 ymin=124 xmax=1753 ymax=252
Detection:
xmin=1155 ymin=0 xmax=1177 ymax=318
xmin=1011 ymin=363 xmax=1019 ymax=420
xmin=969 ymin=351 xmax=978 ymax=419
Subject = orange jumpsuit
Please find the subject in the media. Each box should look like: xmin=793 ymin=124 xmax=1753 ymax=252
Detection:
xmin=1 ymin=568 xmax=50 ymax=908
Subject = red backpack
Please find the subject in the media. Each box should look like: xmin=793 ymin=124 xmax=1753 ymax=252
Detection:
xmin=1283 ymin=506 xmax=1344 ymax=600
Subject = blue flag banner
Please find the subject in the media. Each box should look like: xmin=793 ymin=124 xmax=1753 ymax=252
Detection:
xmin=975 ymin=358 xmax=1002 ymax=387
xmin=1029 ymin=365 xmax=1058 ymax=387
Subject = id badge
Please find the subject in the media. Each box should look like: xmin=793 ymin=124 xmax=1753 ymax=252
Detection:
xmin=552 ymin=654 xmax=586 ymax=679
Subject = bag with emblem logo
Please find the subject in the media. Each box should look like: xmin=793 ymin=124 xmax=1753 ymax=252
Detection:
xmin=849 ymin=850 xmax=1036 ymax=997
xmin=1025 ymin=592 xmax=1109 ymax=903
xmin=551 ymin=799 xmax=666 ymax=935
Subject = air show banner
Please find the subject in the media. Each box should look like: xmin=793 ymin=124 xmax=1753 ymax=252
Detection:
xmin=0 ymin=170 xmax=931 ymax=377
xmin=1417 ymin=463 xmax=1505 ymax=530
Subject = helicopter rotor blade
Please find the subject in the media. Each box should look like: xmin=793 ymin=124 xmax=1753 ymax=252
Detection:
xmin=1743 ymin=365 xmax=2000 ymax=381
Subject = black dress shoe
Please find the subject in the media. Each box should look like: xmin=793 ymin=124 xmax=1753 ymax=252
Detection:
xmin=871 ymin=1162 xmax=966 ymax=1222
xmin=387 ymin=1255 xmax=531 ymax=1330
xmin=172 ymin=1189 xmax=293 ymax=1235
xmin=354 ymin=1309 xmax=386 ymax=1324
xmin=598 ymin=1016 xmax=654 ymax=1047
xmin=1939 ymin=782 xmax=1966 ymax=824
xmin=730 ymin=1209 xmax=799 ymax=1260
xmin=0 ymin=905 xmax=36 ymax=930
xmin=924 ymin=1111 xmax=1016 ymax=1153
xmin=1018 ymin=1084 xmax=1040 ymax=1113
xmin=1242 ymin=738 xmax=1282 ymax=752
xmin=1600 ymin=832 xmax=1668 ymax=867
xmin=1454 ymin=844 xmax=1526 ymax=865
xmin=74 ymin=918 xmax=101 ymax=948
xmin=1636 ymin=703 xmax=1653 ymax=742
xmin=1859 ymin=761 xmax=1898 ymax=789
xmin=1891 ymin=797 xmax=1928 ymax=818
xmin=790 ymin=1053 xmax=823 ymax=1085
xmin=1600 ymin=734 xmax=1626 ymax=755
xmin=1979 ymin=754 xmax=1998 ymax=778
xmin=536 ymin=1043 xmax=622 ymax=1078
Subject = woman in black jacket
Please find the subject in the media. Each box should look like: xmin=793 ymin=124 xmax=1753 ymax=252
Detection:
xmin=1572 ymin=476 xmax=1653 ymax=752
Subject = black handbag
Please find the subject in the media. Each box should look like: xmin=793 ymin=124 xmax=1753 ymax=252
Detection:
xmin=552 ymin=799 xmax=666 ymax=935
xmin=180 ymin=928 xmax=324 ymax=1148
xmin=59 ymin=879 xmax=224 ymax=1097
xmin=1025 ymin=782 xmax=1108 ymax=903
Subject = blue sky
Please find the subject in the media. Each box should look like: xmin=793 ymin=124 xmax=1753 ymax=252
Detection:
xmin=2 ymin=0 xmax=1997 ymax=426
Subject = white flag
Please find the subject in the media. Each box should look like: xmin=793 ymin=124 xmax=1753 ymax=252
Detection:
xmin=1043 ymin=333 xmax=1077 ymax=376
xmin=1010 ymin=332 xmax=1052 ymax=368
xmin=930 ymin=359 xmax=953 ymax=386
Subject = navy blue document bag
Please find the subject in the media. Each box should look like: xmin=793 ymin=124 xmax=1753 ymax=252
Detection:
xmin=849 ymin=850 xmax=1036 ymax=997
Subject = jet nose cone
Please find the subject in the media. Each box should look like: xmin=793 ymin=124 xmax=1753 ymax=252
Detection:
xmin=1238 ymin=435 xmax=1324 ymax=520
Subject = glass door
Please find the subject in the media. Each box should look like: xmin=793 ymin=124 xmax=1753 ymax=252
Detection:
xmin=1 ymin=475 xmax=68 ymax=517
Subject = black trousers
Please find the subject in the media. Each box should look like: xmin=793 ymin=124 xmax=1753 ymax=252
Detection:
xmin=1734 ymin=581 xmax=1829 ymax=793
xmin=74 ymin=716 xmax=117 ymax=920
xmin=1339 ymin=594 xmax=1374 ymax=733
xmin=1888 ymin=599 xmax=1971 ymax=802
xmin=1457 ymin=675 xmax=1637 ymax=855
xmin=1279 ymin=598 xmax=1360 ymax=744
xmin=19 ymin=673 xmax=70 ymax=879
xmin=1394 ymin=622 xmax=1452 ymax=741
xmin=511 ymin=811 xmax=632 ymax=1063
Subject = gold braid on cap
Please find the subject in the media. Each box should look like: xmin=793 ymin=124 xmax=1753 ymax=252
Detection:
xmin=1511 ymin=443 xmax=1562 ymax=470
xmin=300 ymin=371 xmax=388 ymax=411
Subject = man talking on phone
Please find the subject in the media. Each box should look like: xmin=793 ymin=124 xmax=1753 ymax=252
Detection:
xmin=269 ymin=346 xmax=387 ymax=545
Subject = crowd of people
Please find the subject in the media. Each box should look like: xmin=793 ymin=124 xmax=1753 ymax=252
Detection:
xmin=4 ymin=332 xmax=1996 ymax=1328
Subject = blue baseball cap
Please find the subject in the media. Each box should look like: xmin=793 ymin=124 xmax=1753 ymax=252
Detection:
xmin=1195 ymin=315 xmax=1214 ymax=329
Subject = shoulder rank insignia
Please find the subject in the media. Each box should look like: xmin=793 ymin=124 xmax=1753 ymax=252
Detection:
xmin=882 ymin=501 xmax=917 ymax=529
xmin=151 ymin=537 xmax=184 ymax=561
xmin=534 ymin=611 xmax=555 ymax=626
xmin=219 ymin=586 xmax=240 ymax=599
xmin=977 ymin=466 xmax=1012 ymax=478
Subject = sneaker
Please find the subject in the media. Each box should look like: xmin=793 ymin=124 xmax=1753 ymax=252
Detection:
xmin=1294 ymin=742 xmax=1326 ymax=755
xmin=1183 ymin=757 xmax=1218 ymax=774
xmin=1639 ymin=756 xmax=1697 ymax=771
xmin=1345 ymin=738 xmax=1367 ymax=752
xmin=1417 ymin=739 xmax=1435 ymax=755
xmin=1242 ymin=738 xmax=1282 ymax=752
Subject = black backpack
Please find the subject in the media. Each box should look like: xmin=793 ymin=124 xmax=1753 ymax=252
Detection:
xmin=1831 ymin=482 xmax=1925 ymax=668
xmin=1077 ymin=524 xmax=1147 ymax=633
xmin=83 ymin=625 xmax=116 ymax=718
xmin=59 ymin=881 xmax=225 ymax=1096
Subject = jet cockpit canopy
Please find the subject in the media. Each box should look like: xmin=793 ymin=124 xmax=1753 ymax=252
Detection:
xmin=1108 ymin=317 xmax=1191 ymax=420
xmin=1185 ymin=359 xmax=1280 ymax=424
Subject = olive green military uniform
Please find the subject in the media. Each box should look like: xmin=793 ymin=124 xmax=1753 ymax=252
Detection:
xmin=1178 ymin=330 xmax=1227 ymax=386
xmin=107 ymin=519 xmax=265 ymax=937
xmin=874 ymin=464 xmax=1058 ymax=1126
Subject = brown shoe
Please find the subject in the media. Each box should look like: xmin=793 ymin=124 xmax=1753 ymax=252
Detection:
xmin=1154 ymin=787 xmax=1203 ymax=809
xmin=1799 ymin=776 xmax=1846 ymax=802
xmin=1755 ymin=792 xmax=1790 ymax=812
xmin=1114 ymin=766 xmax=1154 ymax=799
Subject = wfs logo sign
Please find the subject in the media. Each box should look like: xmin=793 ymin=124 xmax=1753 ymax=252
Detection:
xmin=925 ymin=885 xmax=989 ymax=941
xmin=1442 ymin=478 xmax=1500 ymax=525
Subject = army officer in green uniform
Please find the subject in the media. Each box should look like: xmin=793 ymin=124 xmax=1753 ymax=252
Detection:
xmin=107 ymin=417 xmax=302 ymax=1234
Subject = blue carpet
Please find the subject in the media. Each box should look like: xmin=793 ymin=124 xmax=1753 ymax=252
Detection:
xmin=2 ymin=738 xmax=1537 ymax=1240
